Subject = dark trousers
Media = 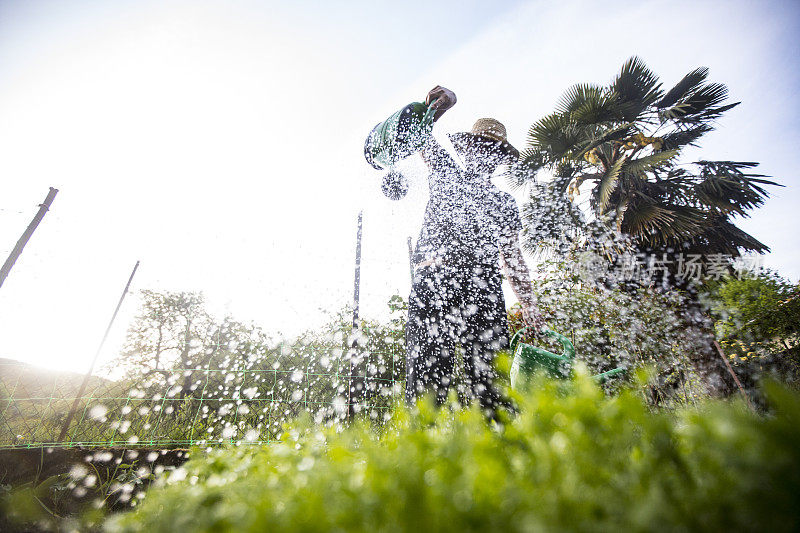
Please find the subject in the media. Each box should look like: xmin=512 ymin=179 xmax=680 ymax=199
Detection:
xmin=405 ymin=262 xmax=509 ymax=413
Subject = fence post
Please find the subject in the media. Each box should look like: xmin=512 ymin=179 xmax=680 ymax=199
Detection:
xmin=0 ymin=187 xmax=58 ymax=290
xmin=347 ymin=212 xmax=363 ymax=420
xmin=58 ymin=260 xmax=140 ymax=442
xmin=407 ymin=236 xmax=414 ymax=283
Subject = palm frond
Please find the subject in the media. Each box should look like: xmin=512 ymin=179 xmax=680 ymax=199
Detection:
xmin=696 ymin=160 xmax=779 ymax=186
xmin=596 ymin=155 xmax=627 ymax=213
xmin=692 ymin=160 xmax=782 ymax=215
xmin=693 ymin=101 xmax=741 ymax=121
xmin=659 ymin=125 xmax=712 ymax=151
xmin=518 ymin=147 xmax=548 ymax=173
xmin=660 ymin=82 xmax=737 ymax=124
xmin=574 ymin=122 xmax=635 ymax=160
xmin=691 ymin=216 xmax=771 ymax=254
xmin=622 ymin=150 xmax=679 ymax=178
xmin=656 ymin=67 xmax=708 ymax=109
xmin=556 ymin=84 xmax=606 ymax=115
xmin=681 ymin=82 xmax=730 ymax=114
xmin=612 ymin=56 xmax=663 ymax=120
xmin=527 ymin=112 xmax=580 ymax=158
xmin=554 ymin=161 xmax=579 ymax=180
xmin=621 ymin=202 xmax=675 ymax=239
xmin=572 ymin=97 xmax=620 ymax=126
xmin=622 ymin=202 xmax=705 ymax=246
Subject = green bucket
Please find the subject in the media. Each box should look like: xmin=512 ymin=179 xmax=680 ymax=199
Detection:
xmin=509 ymin=326 xmax=626 ymax=389
xmin=364 ymin=100 xmax=438 ymax=170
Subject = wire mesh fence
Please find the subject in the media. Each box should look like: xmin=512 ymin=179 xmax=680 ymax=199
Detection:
xmin=0 ymin=342 xmax=406 ymax=449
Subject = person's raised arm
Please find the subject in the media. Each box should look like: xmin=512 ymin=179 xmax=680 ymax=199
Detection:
xmin=420 ymin=85 xmax=457 ymax=169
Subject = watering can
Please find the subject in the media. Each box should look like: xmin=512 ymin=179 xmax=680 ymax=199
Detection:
xmin=509 ymin=326 xmax=627 ymax=390
xmin=364 ymin=99 xmax=439 ymax=171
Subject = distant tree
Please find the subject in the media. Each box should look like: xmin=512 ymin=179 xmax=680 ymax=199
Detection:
xmin=115 ymin=291 xmax=210 ymax=386
xmin=108 ymin=290 xmax=406 ymax=443
xmin=296 ymin=296 xmax=407 ymax=419
xmin=710 ymin=270 xmax=800 ymax=390
xmin=713 ymin=271 xmax=800 ymax=343
xmin=514 ymin=57 xmax=780 ymax=274
xmin=112 ymin=291 xmax=272 ymax=397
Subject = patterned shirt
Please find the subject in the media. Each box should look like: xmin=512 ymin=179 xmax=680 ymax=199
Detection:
xmin=413 ymin=141 xmax=522 ymax=268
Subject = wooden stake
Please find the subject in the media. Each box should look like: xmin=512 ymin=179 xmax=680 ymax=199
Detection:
xmin=407 ymin=236 xmax=415 ymax=283
xmin=713 ymin=340 xmax=755 ymax=412
xmin=347 ymin=212 xmax=363 ymax=420
xmin=58 ymin=261 xmax=140 ymax=442
xmin=0 ymin=187 xmax=58 ymax=290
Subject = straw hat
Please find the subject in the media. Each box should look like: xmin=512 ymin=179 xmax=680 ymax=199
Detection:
xmin=448 ymin=118 xmax=520 ymax=163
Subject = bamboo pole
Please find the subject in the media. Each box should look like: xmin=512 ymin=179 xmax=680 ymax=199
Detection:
xmin=58 ymin=261 xmax=140 ymax=442
xmin=0 ymin=187 xmax=58 ymax=290
xmin=407 ymin=236 xmax=414 ymax=283
xmin=347 ymin=212 xmax=363 ymax=420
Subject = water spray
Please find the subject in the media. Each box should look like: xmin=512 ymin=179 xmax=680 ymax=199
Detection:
xmin=363 ymin=99 xmax=438 ymax=200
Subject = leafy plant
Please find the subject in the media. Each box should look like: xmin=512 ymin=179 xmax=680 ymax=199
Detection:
xmin=708 ymin=270 xmax=800 ymax=396
xmin=507 ymin=256 xmax=710 ymax=405
xmin=0 ymin=448 xmax=189 ymax=532
xmin=106 ymin=374 xmax=800 ymax=532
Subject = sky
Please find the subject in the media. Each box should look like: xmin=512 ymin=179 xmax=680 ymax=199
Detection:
xmin=0 ymin=0 xmax=798 ymax=373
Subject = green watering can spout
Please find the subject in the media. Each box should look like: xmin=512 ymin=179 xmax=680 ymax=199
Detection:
xmin=509 ymin=326 xmax=627 ymax=390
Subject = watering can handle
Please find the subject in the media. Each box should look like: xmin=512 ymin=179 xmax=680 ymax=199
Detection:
xmin=510 ymin=326 xmax=576 ymax=360
xmin=510 ymin=325 xmax=544 ymax=350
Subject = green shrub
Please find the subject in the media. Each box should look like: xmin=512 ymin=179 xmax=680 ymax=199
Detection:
xmin=106 ymin=372 xmax=800 ymax=532
xmin=709 ymin=271 xmax=800 ymax=394
xmin=504 ymin=254 xmax=715 ymax=405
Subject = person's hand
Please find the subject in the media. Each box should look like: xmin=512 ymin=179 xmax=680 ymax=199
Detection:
xmin=522 ymin=306 xmax=545 ymax=334
xmin=425 ymin=85 xmax=457 ymax=118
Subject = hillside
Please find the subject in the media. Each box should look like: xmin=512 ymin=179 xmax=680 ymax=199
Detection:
xmin=0 ymin=357 xmax=119 ymax=446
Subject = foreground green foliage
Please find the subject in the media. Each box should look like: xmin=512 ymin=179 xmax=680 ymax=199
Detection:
xmin=106 ymin=374 xmax=800 ymax=532
xmin=0 ymin=448 xmax=188 ymax=533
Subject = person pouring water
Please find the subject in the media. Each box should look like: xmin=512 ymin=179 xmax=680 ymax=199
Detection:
xmin=406 ymin=85 xmax=544 ymax=415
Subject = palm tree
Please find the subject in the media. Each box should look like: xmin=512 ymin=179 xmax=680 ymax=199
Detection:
xmin=515 ymin=57 xmax=780 ymax=264
xmin=514 ymin=58 xmax=785 ymax=397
